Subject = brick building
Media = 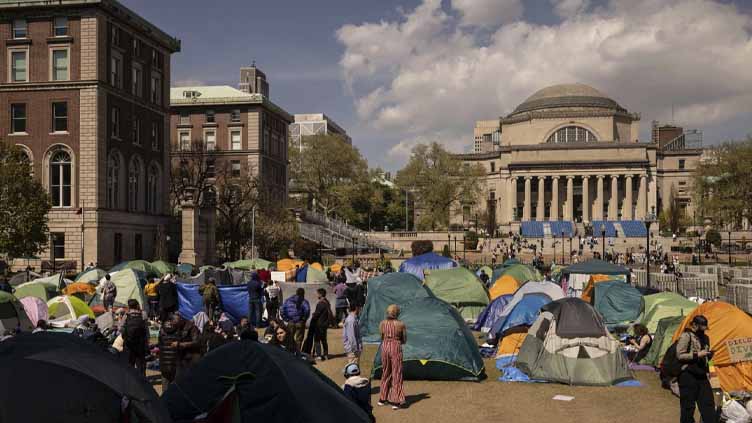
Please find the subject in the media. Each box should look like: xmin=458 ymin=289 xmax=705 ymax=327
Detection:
xmin=0 ymin=0 xmax=180 ymax=270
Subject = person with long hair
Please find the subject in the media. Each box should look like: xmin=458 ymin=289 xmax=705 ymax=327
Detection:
xmin=378 ymin=304 xmax=406 ymax=410
xmin=629 ymin=323 xmax=652 ymax=364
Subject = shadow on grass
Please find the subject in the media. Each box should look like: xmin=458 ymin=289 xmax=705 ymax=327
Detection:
xmin=404 ymin=393 xmax=430 ymax=408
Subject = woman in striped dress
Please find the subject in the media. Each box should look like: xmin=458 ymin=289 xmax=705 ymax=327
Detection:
xmin=378 ymin=304 xmax=406 ymax=410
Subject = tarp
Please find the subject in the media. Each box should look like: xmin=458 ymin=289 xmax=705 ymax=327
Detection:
xmin=176 ymin=284 xmax=249 ymax=324
xmin=162 ymin=341 xmax=371 ymax=423
xmin=423 ymin=267 xmax=490 ymax=322
xmin=223 ymin=258 xmax=273 ymax=270
xmin=0 ymin=291 xmax=34 ymax=332
xmin=637 ymin=292 xmax=698 ymax=333
xmin=359 ymin=272 xmax=433 ymax=343
xmin=398 ymin=252 xmax=456 ymax=281
xmin=488 ymin=293 xmax=552 ymax=340
xmin=277 ymin=259 xmax=304 ymax=272
xmin=150 ymin=260 xmax=176 ymax=277
xmin=642 ymin=315 xmax=684 ymax=367
xmin=47 ymin=295 xmax=95 ymax=328
xmin=671 ymin=301 xmax=752 ymax=392
xmin=561 ymin=259 xmax=630 ymax=276
xmin=372 ymin=297 xmax=485 ymax=381
xmin=489 ymin=275 xmax=521 ymax=300
xmin=580 ymin=274 xmax=613 ymax=303
xmin=109 ymin=260 xmax=159 ymax=278
xmin=473 ymin=294 xmax=513 ymax=333
xmin=13 ymin=278 xmax=59 ymax=302
xmin=95 ymin=270 xmax=147 ymax=310
xmin=19 ymin=296 xmax=47 ymax=328
xmin=295 ymin=265 xmax=309 ymax=283
xmin=592 ymin=280 xmax=642 ymax=325
xmin=74 ymin=268 xmax=106 ymax=283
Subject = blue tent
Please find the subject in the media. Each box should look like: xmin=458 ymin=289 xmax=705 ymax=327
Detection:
xmin=488 ymin=293 xmax=552 ymax=340
xmin=473 ymin=294 xmax=513 ymax=333
xmin=593 ymin=280 xmax=642 ymax=325
xmin=177 ymin=283 xmax=249 ymax=323
xmin=398 ymin=252 xmax=456 ymax=281
xmin=295 ymin=265 xmax=308 ymax=282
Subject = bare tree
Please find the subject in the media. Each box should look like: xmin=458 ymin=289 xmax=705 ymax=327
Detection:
xmin=169 ymin=138 xmax=218 ymax=212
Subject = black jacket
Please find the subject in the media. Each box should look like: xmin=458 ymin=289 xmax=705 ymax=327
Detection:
xmin=311 ymin=299 xmax=332 ymax=330
xmin=158 ymin=324 xmax=181 ymax=378
xmin=344 ymin=284 xmax=359 ymax=307
xmin=158 ymin=282 xmax=178 ymax=311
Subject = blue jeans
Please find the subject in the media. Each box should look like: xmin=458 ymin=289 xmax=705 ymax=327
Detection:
xmin=248 ymin=300 xmax=262 ymax=327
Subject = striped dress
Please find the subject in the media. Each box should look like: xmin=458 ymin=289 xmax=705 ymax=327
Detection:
xmin=379 ymin=319 xmax=405 ymax=404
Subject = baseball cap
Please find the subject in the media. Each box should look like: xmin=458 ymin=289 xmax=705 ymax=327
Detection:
xmin=344 ymin=363 xmax=360 ymax=377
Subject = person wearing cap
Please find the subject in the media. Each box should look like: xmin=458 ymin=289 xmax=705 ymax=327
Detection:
xmin=342 ymin=363 xmax=374 ymax=422
xmin=676 ymin=315 xmax=716 ymax=423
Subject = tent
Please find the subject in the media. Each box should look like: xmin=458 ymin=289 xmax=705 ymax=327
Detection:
xmin=398 ymin=252 xmax=456 ymax=281
xmin=310 ymin=262 xmax=324 ymax=271
xmin=329 ymin=263 xmax=343 ymax=274
xmin=489 ymin=281 xmax=564 ymax=338
xmin=74 ymin=268 xmax=107 ymax=283
xmin=109 ymin=260 xmax=159 ymax=278
xmin=47 ymin=295 xmax=95 ymax=327
xmin=493 ymin=264 xmax=541 ymax=286
xmin=488 ymin=293 xmax=553 ymax=341
xmin=476 ymin=265 xmax=493 ymax=278
xmin=561 ymin=259 xmax=630 ymax=295
xmin=19 ymin=296 xmax=48 ymax=328
xmin=580 ymin=274 xmax=613 ymax=303
xmin=277 ymin=258 xmax=304 ymax=272
xmin=8 ymin=271 xmax=41 ymax=287
xmin=497 ymin=332 xmax=527 ymax=356
xmin=62 ymin=281 xmax=97 ymax=298
xmin=423 ymin=267 xmax=490 ymax=322
xmin=295 ymin=265 xmax=327 ymax=283
xmin=177 ymin=283 xmax=249 ymax=324
xmin=637 ymin=292 xmax=698 ymax=333
xmin=359 ymin=272 xmax=433 ymax=343
xmin=372 ymin=297 xmax=485 ymax=381
xmin=150 ymin=260 xmax=176 ymax=277
xmin=516 ymin=297 xmax=633 ymax=386
xmin=0 ymin=332 xmax=170 ymax=423
xmin=671 ymin=301 xmax=752 ymax=392
xmin=592 ymin=280 xmax=643 ymax=325
xmin=223 ymin=258 xmax=273 ymax=270
xmin=162 ymin=341 xmax=370 ymax=423
xmin=13 ymin=278 xmax=59 ymax=302
xmin=0 ymin=291 xmax=34 ymax=333
xmin=176 ymin=263 xmax=194 ymax=276
xmin=95 ymin=269 xmax=148 ymax=310
xmin=473 ymin=294 xmax=513 ymax=333
xmin=642 ymin=315 xmax=684 ymax=367
xmin=489 ymin=275 xmax=521 ymax=300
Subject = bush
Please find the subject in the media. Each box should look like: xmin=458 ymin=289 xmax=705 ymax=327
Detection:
xmin=706 ymin=229 xmax=722 ymax=248
xmin=411 ymin=240 xmax=434 ymax=256
xmin=278 ymin=246 xmax=290 ymax=260
xmin=465 ymin=230 xmax=479 ymax=250
xmin=293 ymin=239 xmax=320 ymax=262
xmin=441 ymin=244 xmax=451 ymax=257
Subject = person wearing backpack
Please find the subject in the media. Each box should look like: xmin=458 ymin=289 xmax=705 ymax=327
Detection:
xmin=675 ymin=315 xmax=717 ymax=423
xmin=121 ymin=299 xmax=148 ymax=376
xmin=199 ymin=278 xmax=221 ymax=321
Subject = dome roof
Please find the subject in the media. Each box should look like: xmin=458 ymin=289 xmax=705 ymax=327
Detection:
xmin=511 ymin=83 xmax=624 ymax=115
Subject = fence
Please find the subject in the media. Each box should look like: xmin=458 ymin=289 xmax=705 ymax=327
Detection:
xmin=726 ymin=284 xmax=752 ymax=314
xmin=632 ymin=270 xmax=719 ymax=299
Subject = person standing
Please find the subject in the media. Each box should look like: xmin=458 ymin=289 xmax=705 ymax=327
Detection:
xmin=310 ymin=288 xmax=333 ymax=360
xmin=281 ymin=288 xmax=310 ymax=351
xmin=378 ymin=304 xmax=406 ymax=410
xmin=101 ymin=274 xmax=117 ymax=311
xmin=199 ymin=278 xmax=221 ymax=321
xmin=264 ymin=279 xmax=282 ymax=322
xmin=157 ymin=275 xmax=178 ymax=322
xmin=343 ymin=304 xmax=362 ymax=365
xmin=676 ymin=315 xmax=716 ymax=423
xmin=158 ymin=314 xmax=181 ymax=390
xmin=170 ymin=313 xmax=201 ymax=376
xmin=121 ymin=300 xmax=148 ymax=376
xmin=334 ymin=279 xmax=349 ymax=326
xmin=144 ymin=278 xmax=160 ymax=321
xmin=246 ymin=273 xmax=264 ymax=327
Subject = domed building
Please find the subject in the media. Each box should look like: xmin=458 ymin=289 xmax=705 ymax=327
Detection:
xmin=457 ymin=83 xmax=703 ymax=236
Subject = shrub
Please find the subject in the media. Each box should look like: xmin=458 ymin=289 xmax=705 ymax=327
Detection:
xmin=706 ymin=229 xmax=722 ymax=248
xmin=411 ymin=240 xmax=434 ymax=256
xmin=465 ymin=230 xmax=479 ymax=250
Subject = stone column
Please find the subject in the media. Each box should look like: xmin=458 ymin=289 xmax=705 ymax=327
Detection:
xmin=595 ymin=175 xmax=605 ymax=220
xmin=551 ymin=176 xmax=559 ymax=221
xmin=507 ymin=177 xmax=517 ymax=223
xmin=536 ymin=176 xmax=545 ymax=221
xmin=178 ymin=198 xmax=200 ymax=266
xmin=582 ymin=176 xmax=590 ymax=223
xmin=565 ymin=176 xmax=574 ymax=221
xmin=523 ymin=177 xmax=532 ymax=221
xmin=609 ymin=175 xmax=619 ymax=220
xmin=636 ymin=174 xmax=647 ymax=219
xmin=624 ymin=175 xmax=634 ymax=220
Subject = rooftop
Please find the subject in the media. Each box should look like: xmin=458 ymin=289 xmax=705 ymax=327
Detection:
xmin=510 ymin=83 xmax=625 ymax=116
xmin=170 ymin=86 xmax=291 ymax=120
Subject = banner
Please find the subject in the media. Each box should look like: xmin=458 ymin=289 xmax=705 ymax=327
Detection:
xmin=726 ymin=337 xmax=752 ymax=363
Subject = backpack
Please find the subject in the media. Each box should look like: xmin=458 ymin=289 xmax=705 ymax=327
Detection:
xmin=123 ymin=313 xmax=147 ymax=351
xmin=661 ymin=336 xmax=689 ymax=378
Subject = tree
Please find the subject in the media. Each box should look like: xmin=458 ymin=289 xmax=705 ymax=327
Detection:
xmin=169 ymin=139 xmax=216 ymax=212
xmin=395 ymin=143 xmax=484 ymax=230
xmin=0 ymin=143 xmax=51 ymax=260
xmin=659 ymin=186 xmax=690 ymax=235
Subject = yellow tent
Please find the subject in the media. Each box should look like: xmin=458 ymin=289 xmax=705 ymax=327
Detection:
xmin=277 ymin=259 xmax=304 ymax=272
xmin=489 ymin=275 xmax=520 ymax=300
xmin=580 ymin=274 xmax=613 ymax=303
xmin=672 ymin=301 xmax=752 ymax=392
xmin=329 ymin=263 xmax=343 ymax=274
xmin=497 ymin=332 xmax=527 ymax=356
xmin=311 ymin=262 xmax=324 ymax=272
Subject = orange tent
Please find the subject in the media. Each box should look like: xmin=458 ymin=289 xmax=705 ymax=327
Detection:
xmin=311 ymin=262 xmax=324 ymax=272
xmin=672 ymin=301 xmax=752 ymax=392
xmin=62 ymin=282 xmax=96 ymax=296
xmin=276 ymin=259 xmax=304 ymax=272
xmin=329 ymin=263 xmax=343 ymax=273
xmin=580 ymin=274 xmax=613 ymax=303
xmin=489 ymin=275 xmax=520 ymax=300
xmin=496 ymin=332 xmax=527 ymax=356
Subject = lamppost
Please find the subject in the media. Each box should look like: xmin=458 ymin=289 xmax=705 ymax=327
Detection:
xmin=728 ymin=229 xmax=732 ymax=267
xmin=600 ymin=224 xmax=606 ymax=260
xmin=569 ymin=236 xmax=573 ymax=264
xmin=251 ymin=204 xmax=257 ymax=260
xmin=561 ymin=230 xmax=565 ymax=265
xmin=352 ymin=236 xmax=356 ymax=264
xmin=453 ymin=236 xmax=457 ymax=259
xmin=447 ymin=233 xmax=451 ymax=256
xmin=645 ymin=214 xmax=656 ymax=290
xmin=463 ymin=222 xmax=469 ymax=263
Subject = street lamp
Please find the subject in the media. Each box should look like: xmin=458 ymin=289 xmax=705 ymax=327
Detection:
xmin=447 ymin=233 xmax=451 ymax=256
xmin=561 ymin=230 xmax=565 ymax=265
xmin=645 ymin=214 xmax=656 ymax=290
xmin=728 ymin=229 xmax=732 ymax=267
xmin=600 ymin=224 xmax=606 ymax=260
xmin=251 ymin=204 xmax=257 ymax=260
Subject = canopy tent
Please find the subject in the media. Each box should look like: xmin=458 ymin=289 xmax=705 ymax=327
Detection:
xmin=372 ymin=297 xmax=485 ymax=381
xmin=423 ymin=267 xmax=490 ymax=322
xmin=13 ymin=278 xmax=59 ymax=302
xmin=177 ymin=283 xmax=249 ymax=324
xmin=150 ymin=260 xmax=176 ymax=277
xmin=580 ymin=274 xmax=614 ymax=303
xmin=398 ymin=252 xmax=456 ymax=281
xmin=74 ymin=268 xmax=107 ymax=283
xmin=359 ymin=272 xmax=433 ymax=343
xmin=489 ymin=275 xmax=521 ymax=300
xmin=637 ymin=292 xmax=698 ymax=333
xmin=19 ymin=296 xmax=48 ymax=328
xmin=47 ymin=295 xmax=95 ymax=328
xmin=277 ymin=258 xmax=304 ymax=272
xmin=473 ymin=294 xmax=513 ymax=333
xmin=561 ymin=259 xmax=630 ymax=295
xmin=223 ymin=258 xmax=273 ymax=271
xmin=0 ymin=332 xmax=170 ymax=423
xmin=671 ymin=301 xmax=752 ymax=392
xmin=592 ymin=280 xmax=642 ymax=325
xmin=0 ymin=291 xmax=34 ymax=333
xmin=488 ymin=293 xmax=553 ymax=341
xmin=162 ymin=341 xmax=371 ymax=423
xmin=516 ymin=298 xmax=633 ymax=386
xmin=109 ymin=260 xmax=159 ymax=278
xmin=95 ymin=269 xmax=148 ymax=310
xmin=642 ymin=315 xmax=684 ymax=367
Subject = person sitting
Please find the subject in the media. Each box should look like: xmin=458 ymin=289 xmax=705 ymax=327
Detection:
xmin=629 ymin=323 xmax=652 ymax=364
xmin=342 ymin=363 xmax=375 ymax=422
xmin=269 ymin=323 xmax=296 ymax=352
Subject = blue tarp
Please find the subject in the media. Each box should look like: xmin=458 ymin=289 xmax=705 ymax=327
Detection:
xmin=496 ymin=355 xmax=546 ymax=383
xmin=295 ymin=265 xmax=308 ymax=283
xmin=177 ymin=283 xmax=249 ymax=324
xmin=398 ymin=252 xmax=456 ymax=281
xmin=473 ymin=294 xmax=513 ymax=332
xmin=488 ymin=293 xmax=551 ymax=340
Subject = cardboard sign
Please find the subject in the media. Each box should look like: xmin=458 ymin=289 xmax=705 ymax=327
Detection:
xmin=726 ymin=337 xmax=752 ymax=363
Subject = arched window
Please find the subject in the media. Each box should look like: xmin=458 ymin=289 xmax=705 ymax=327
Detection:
xmin=547 ymin=126 xmax=597 ymax=144
xmin=50 ymin=150 xmax=72 ymax=207
xmin=107 ymin=153 xmax=121 ymax=209
xmin=128 ymin=156 xmax=143 ymax=212
xmin=146 ymin=164 xmax=160 ymax=214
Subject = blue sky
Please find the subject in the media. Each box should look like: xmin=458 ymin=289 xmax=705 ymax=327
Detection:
xmin=123 ymin=0 xmax=752 ymax=171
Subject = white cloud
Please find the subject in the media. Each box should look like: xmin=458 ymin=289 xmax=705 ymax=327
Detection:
xmin=452 ymin=0 xmax=524 ymax=27
xmin=550 ymin=0 xmax=591 ymax=19
xmin=338 ymin=0 xmax=752 ymax=165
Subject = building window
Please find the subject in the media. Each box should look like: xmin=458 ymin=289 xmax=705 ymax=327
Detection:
xmin=132 ymin=65 xmax=142 ymax=97
xmin=151 ymin=122 xmax=159 ymax=151
xmin=107 ymin=153 xmax=121 ymax=209
xmin=51 ymin=233 xmax=65 ymax=260
xmin=132 ymin=38 xmax=140 ymax=56
xmin=134 ymin=233 xmax=142 ymax=258
xmin=206 ymin=110 xmax=215 ymax=123
xmin=679 ymin=159 xmax=686 ymax=170
xmin=10 ymin=50 xmax=28 ymax=82
xmin=147 ymin=164 xmax=160 ymax=214
xmin=51 ymin=49 xmax=69 ymax=81
xmin=151 ymin=50 xmax=161 ymax=69
xmin=179 ymin=131 xmax=191 ymax=151
xmin=547 ymin=126 xmax=597 ymax=144
xmin=678 ymin=181 xmax=687 ymax=186
xmin=13 ymin=19 xmax=27 ymax=39
xmin=179 ymin=111 xmax=190 ymax=125
xmin=128 ymin=157 xmax=142 ymax=212
xmin=490 ymin=162 xmax=495 ymax=173
xmin=205 ymin=130 xmax=216 ymax=151
xmin=231 ymin=160 xmax=241 ymax=177
xmin=150 ymin=75 xmax=161 ymax=104
xmin=110 ymin=55 xmax=122 ymax=88
xmin=111 ymin=25 xmax=119 ymax=46
xmin=11 ymin=104 xmax=27 ymax=134
xmin=52 ymin=102 xmax=68 ymax=133
xmin=230 ymin=130 xmax=242 ymax=150
xmin=231 ymin=109 xmax=241 ymax=122
xmin=111 ymin=107 xmax=120 ymax=138
xmin=132 ymin=119 xmax=141 ymax=145
xmin=263 ymin=129 xmax=270 ymax=152
xmin=114 ymin=233 xmax=123 ymax=263
xmin=53 ymin=17 xmax=68 ymax=37
xmin=50 ymin=150 xmax=72 ymax=208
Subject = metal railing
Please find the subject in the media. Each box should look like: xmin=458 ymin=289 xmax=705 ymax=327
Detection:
xmin=299 ymin=211 xmax=393 ymax=252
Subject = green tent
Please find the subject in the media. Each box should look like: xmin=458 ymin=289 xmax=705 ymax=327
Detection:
xmin=150 ymin=260 xmax=176 ymax=277
xmin=359 ymin=273 xmax=433 ymax=343
xmin=94 ymin=269 xmax=147 ymax=309
xmin=492 ymin=263 xmax=541 ymax=285
xmin=372 ymin=296 xmax=485 ymax=381
xmin=306 ymin=266 xmax=328 ymax=283
xmin=592 ymin=280 xmax=642 ymax=325
xmin=637 ymin=292 xmax=698 ymax=333
xmin=642 ymin=315 xmax=685 ymax=367
xmin=13 ymin=278 xmax=59 ymax=302
xmin=0 ymin=291 xmax=34 ymax=333
xmin=423 ymin=267 xmax=490 ymax=322
xmin=477 ymin=266 xmax=493 ymax=278
xmin=223 ymin=258 xmax=273 ymax=270
xmin=109 ymin=260 xmax=159 ymax=278
xmin=47 ymin=295 xmax=95 ymax=327
xmin=74 ymin=268 xmax=107 ymax=283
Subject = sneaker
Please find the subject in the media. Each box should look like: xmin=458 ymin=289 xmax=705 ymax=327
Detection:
xmin=377 ymin=401 xmax=386 ymax=407
xmin=392 ymin=405 xmax=400 ymax=410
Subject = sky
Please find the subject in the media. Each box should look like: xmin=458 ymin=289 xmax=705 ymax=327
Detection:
xmin=123 ymin=0 xmax=752 ymax=171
